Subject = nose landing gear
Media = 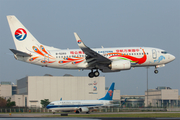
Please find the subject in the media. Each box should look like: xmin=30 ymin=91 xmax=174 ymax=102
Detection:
xmin=88 ymin=69 xmax=100 ymax=78
xmin=154 ymin=67 xmax=158 ymax=74
xmin=154 ymin=70 xmax=158 ymax=74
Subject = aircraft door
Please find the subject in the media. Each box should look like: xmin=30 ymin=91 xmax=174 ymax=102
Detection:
xmin=44 ymin=54 xmax=49 ymax=63
xmin=152 ymin=49 xmax=157 ymax=59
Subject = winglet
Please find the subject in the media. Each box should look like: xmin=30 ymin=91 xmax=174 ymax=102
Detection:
xmin=99 ymin=82 xmax=115 ymax=100
xmin=74 ymin=32 xmax=87 ymax=48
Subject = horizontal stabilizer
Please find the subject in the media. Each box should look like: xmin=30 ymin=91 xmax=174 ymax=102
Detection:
xmin=102 ymin=104 xmax=119 ymax=107
xmin=10 ymin=49 xmax=32 ymax=57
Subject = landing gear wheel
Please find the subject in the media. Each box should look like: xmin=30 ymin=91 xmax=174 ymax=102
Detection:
xmin=88 ymin=72 xmax=94 ymax=78
xmin=94 ymin=71 xmax=100 ymax=77
xmin=154 ymin=70 xmax=158 ymax=74
xmin=75 ymin=110 xmax=80 ymax=113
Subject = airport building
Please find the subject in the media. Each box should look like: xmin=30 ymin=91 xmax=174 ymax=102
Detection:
xmin=10 ymin=75 xmax=120 ymax=107
xmin=120 ymin=87 xmax=179 ymax=108
xmin=0 ymin=81 xmax=17 ymax=99
xmin=120 ymin=95 xmax=145 ymax=108
xmin=145 ymin=86 xmax=179 ymax=107
xmin=1 ymin=75 xmax=179 ymax=108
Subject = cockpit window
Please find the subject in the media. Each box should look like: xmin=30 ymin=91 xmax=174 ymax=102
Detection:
xmin=49 ymin=103 xmax=54 ymax=105
xmin=161 ymin=51 xmax=168 ymax=54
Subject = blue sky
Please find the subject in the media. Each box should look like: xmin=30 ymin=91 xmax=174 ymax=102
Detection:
xmin=0 ymin=0 xmax=179 ymax=95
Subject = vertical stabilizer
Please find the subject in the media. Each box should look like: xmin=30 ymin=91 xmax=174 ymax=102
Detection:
xmin=7 ymin=15 xmax=41 ymax=53
xmin=99 ymin=82 xmax=115 ymax=100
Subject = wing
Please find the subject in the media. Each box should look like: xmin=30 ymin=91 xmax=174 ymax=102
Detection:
xmin=74 ymin=32 xmax=111 ymax=69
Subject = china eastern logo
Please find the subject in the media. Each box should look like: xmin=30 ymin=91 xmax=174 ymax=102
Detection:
xmin=77 ymin=40 xmax=82 ymax=44
xmin=14 ymin=28 xmax=27 ymax=41
xmin=108 ymin=90 xmax=113 ymax=96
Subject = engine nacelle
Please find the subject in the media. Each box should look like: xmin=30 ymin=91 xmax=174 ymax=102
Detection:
xmin=109 ymin=60 xmax=131 ymax=71
xmin=79 ymin=107 xmax=89 ymax=112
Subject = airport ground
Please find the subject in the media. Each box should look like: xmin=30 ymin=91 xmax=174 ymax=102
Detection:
xmin=0 ymin=112 xmax=180 ymax=120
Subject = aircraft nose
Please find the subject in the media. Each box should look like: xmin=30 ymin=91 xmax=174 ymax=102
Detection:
xmin=46 ymin=105 xmax=49 ymax=109
xmin=170 ymin=54 xmax=175 ymax=61
xmin=171 ymin=55 xmax=175 ymax=61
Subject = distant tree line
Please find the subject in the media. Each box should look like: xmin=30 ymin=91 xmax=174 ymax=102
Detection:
xmin=41 ymin=99 xmax=50 ymax=108
xmin=0 ymin=97 xmax=16 ymax=108
xmin=0 ymin=97 xmax=50 ymax=108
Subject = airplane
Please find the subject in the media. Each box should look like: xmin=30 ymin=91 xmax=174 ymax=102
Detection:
xmin=46 ymin=82 xmax=116 ymax=114
xmin=7 ymin=15 xmax=175 ymax=78
xmin=120 ymin=98 xmax=127 ymax=107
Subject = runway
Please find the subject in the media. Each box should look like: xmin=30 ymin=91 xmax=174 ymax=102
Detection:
xmin=0 ymin=112 xmax=180 ymax=120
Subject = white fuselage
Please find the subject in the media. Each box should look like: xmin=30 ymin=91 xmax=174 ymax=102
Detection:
xmin=16 ymin=47 xmax=175 ymax=70
xmin=46 ymin=100 xmax=111 ymax=111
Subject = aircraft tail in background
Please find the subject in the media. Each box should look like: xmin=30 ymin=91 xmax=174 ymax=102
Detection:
xmin=99 ymin=82 xmax=115 ymax=100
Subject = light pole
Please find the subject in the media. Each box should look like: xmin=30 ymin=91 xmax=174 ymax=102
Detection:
xmin=147 ymin=67 xmax=149 ymax=107
xmin=136 ymin=87 xmax=138 ymax=95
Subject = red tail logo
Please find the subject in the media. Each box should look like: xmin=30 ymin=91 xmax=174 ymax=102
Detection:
xmin=108 ymin=90 xmax=113 ymax=96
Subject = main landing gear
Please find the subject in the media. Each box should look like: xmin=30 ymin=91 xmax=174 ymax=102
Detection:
xmin=75 ymin=110 xmax=80 ymax=113
xmin=88 ymin=69 xmax=100 ymax=78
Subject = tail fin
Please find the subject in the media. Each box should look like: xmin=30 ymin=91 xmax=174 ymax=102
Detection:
xmin=121 ymin=98 xmax=127 ymax=105
xmin=99 ymin=82 xmax=115 ymax=100
xmin=7 ymin=15 xmax=41 ymax=53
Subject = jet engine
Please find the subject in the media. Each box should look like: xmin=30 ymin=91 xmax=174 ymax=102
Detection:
xmin=109 ymin=60 xmax=131 ymax=71
xmin=79 ymin=107 xmax=89 ymax=112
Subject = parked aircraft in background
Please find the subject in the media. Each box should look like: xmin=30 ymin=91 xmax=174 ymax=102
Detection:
xmin=7 ymin=16 xmax=175 ymax=78
xmin=46 ymin=82 xmax=115 ymax=114
xmin=120 ymin=98 xmax=127 ymax=107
